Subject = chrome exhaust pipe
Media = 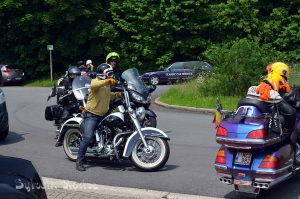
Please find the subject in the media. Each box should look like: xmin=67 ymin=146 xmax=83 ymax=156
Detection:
xmin=253 ymin=182 xmax=269 ymax=189
xmin=220 ymin=177 xmax=232 ymax=185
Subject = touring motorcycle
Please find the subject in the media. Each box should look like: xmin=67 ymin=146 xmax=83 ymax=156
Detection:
xmin=61 ymin=68 xmax=170 ymax=171
xmin=214 ymin=86 xmax=300 ymax=198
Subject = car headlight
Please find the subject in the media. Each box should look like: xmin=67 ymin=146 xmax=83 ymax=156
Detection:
xmin=135 ymin=106 xmax=146 ymax=121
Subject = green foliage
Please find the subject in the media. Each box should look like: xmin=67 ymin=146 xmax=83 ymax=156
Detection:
xmin=202 ymin=39 xmax=272 ymax=96
xmin=0 ymin=0 xmax=299 ymax=88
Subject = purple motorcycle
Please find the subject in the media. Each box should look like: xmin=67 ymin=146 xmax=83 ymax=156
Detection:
xmin=214 ymin=86 xmax=300 ymax=198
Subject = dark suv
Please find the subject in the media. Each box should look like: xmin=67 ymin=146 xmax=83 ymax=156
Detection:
xmin=142 ymin=61 xmax=213 ymax=85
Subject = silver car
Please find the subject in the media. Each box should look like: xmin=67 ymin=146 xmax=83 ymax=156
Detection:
xmin=0 ymin=64 xmax=25 ymax=86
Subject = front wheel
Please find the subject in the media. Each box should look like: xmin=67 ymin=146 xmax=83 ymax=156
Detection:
xmin=63 ymin=128 xmax=82 ymax=161
xmin=131 ymin=137 xmax=170 ymax=171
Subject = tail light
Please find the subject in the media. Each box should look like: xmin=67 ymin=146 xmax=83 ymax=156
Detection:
xmin=216 ymin=126 xmax=228 ymax=137
xmin=2 ymin=69 xmax=12 ymax=73
xmin=215 ymin=149 xmax=226 ymax=164
xmin=247 ymin=129 xmax=267 ymax=139
xmin=259 ymin=155 xmax=279 ymax=169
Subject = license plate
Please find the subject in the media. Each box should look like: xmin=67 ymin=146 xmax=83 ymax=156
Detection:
xmin=15 ymin=77 xmax=21 ymax=80
xmin=235 ymin=152 xmax=252 ymax=165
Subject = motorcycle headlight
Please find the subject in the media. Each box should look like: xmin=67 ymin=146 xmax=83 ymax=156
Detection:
xmin=135 ymin=106 xmax=146 ymax=121
xmin=131 ymin=92 xmax=146 ymax=104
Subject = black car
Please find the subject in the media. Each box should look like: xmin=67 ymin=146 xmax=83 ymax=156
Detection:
xmin=0 ymin=156 xmax=47 ymax=199
xmin=141 ymin=61 xmax=213 ymax=85
xmin=0 ymin=88 xmax=9 ymax=141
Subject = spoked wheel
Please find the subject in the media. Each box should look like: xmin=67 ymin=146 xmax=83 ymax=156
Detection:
xmin=143 ymin=116 xmax=157 ymax=128
xmin=149 ymin=75 xmax=159 ymax=85
xmin=131 ymin=137 xmax=169 ymax=171
xmin=63 ymin=128 xmax=82 ymax=161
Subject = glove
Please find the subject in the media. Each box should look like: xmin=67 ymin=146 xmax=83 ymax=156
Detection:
xmin=116 ymin=92 xmax=124 ymax=98
xmin=107 ymin=78 xmax=117 ymax=86
xmin=256 ymin=82 xmax=272 ymax=101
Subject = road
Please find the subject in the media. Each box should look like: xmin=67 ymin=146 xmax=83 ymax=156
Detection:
xmin=0 ymin=86 xmax=300 ymax=199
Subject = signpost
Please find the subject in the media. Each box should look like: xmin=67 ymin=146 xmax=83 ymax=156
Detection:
xmin=47 ymin=45 xmax=54 ymax=82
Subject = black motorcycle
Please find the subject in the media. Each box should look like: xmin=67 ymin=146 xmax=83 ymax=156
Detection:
xmin=62 ymin=68 xmax=170 ymax=171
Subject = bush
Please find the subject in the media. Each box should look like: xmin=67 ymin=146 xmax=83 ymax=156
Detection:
xmin=201 ymin=38 xmax=273 ymax=96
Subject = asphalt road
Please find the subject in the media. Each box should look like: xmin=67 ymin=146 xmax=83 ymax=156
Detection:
xmin=1 ymin=86 xmax=300 ymax=199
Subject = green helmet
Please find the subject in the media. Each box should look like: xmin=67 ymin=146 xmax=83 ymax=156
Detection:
xmin=106 ymin=52 xmax=120 ymax=63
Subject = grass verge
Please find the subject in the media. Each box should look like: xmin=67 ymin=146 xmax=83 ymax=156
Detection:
xmin=24 ymin=77 xmax=58 ymax=87
xmin=159 ymin=81 xmax=241 ymax=111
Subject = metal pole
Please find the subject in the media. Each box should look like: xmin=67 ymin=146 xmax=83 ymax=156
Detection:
xmin=50 ymin=50 xmax=53 ymax=82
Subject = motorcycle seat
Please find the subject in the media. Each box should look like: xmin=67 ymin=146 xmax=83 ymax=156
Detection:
xmin=238 ymin=98 xmax=271 ymax=114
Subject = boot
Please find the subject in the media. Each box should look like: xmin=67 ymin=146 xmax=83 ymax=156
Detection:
xmin=55 ymin=141 xmax=62 ymax=147
xmin=76 ymin=161 xmax=86 ymax=171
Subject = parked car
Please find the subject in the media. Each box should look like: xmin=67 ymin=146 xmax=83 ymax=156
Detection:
xmin=0 ymin=88 xmax=8 ymax=141
xmin=0 ymin=64 xmax=25 ymax=86
xmin=141 ymin=61 xmax=213 ymax=85
xmin=0 ymin=155 xmax=47 ymax=199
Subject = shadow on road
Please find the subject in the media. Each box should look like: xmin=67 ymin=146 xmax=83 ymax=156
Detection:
xmin=223 ymin=173 xmax=300 ymax=199
xmin=0 ymin=131 xmax=26 ymax=145
xmin=83 ymin=158 xmax=179 ymax=172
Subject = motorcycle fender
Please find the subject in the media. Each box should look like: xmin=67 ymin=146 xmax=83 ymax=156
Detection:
xmin=57 ymin=117 xmax=83 ymax=143
xmin=122 ymin=127 xmax=169 ymax=158
xmin=145 ymin=109 xmax=156 ymax=118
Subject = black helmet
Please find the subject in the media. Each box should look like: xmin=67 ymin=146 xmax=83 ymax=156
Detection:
xmin=96 ymin=63 xmax=114 ymax=78
xmin=68 ymin=66 xmax=81 ymax=79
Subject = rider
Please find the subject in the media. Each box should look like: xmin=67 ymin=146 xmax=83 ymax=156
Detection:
xmin=256 ymin=62 xmax=296 ymax=137
xmin=76 ymin=63 xmax=123 ymax=171
xmin=55 ymin=66 xmax=81 ymax=147
xmin=85 ymin=59 xmax=95 ymax=72
xmin=105 ymin=52 xmax=122 ymax=81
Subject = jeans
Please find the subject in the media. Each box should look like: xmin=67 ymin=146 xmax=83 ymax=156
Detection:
xmin=77 ymin=112 xmax=103 ymax=163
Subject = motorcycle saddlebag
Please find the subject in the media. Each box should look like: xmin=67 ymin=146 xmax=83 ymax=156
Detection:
xmin=45 ymin=104 xmax=63 ymax=121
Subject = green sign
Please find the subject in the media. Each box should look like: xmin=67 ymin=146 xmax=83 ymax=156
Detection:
xmin=47 ymin=45 xmax=54 ymax=51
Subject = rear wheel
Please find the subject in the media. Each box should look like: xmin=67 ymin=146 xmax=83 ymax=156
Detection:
xmin=131 ymin=137 xmax=169 ymax=171
xmin=63 ymin=128 xmax=82 ymax=161
xmin=149 ymin=75 xmax=159 ymax=85
xmin=0 ymin=126 xmax=9 ymax=141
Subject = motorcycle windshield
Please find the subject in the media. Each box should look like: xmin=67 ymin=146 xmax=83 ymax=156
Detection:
xmin=72 ymin=76 xmax=91 ymax=100
xmin=121 ymin=68 xmax=149 ymax=97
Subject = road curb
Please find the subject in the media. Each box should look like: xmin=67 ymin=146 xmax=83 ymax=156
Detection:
xmin=42 ymin=177 xmax=221 ymax=199
xmin=154 ymin=97 xmax=215 ymax=114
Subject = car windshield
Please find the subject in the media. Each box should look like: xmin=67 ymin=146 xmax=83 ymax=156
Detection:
xmin=121 ymin=68 xmax=149 ymax=96
xmin=72 ymin=76 xmax=91 ymax=100
xmin=5 ymin=65 xmax=18 ymax=69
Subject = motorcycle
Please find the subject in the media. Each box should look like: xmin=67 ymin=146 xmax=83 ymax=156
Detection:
xmin=214 ymin=86 xmax=300 ymax=198
xmin=45 ymin=86 xmax=82 ymax=135
xmin=62 ymin=68 xmax=170 ymax=171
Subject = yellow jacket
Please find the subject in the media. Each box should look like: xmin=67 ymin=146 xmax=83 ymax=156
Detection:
xmin=85 ymin=78 xmax=120 ymax=116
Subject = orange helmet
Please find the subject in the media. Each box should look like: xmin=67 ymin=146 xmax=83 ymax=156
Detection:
xmin=267 ymin=62 xmax=290 ymax=79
